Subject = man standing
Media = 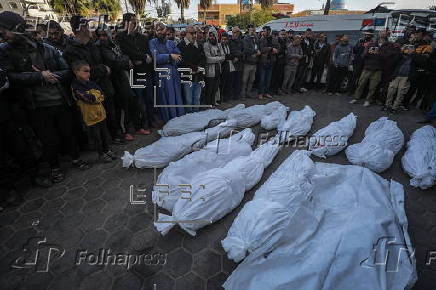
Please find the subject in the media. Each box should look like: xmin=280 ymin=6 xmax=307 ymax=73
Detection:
xmin=270 ymin=29 xmax=288 ymax=95
xmin=0 ymin=11 xmax=89 ymax=183
xmin=203 ymin=26 xmax=224 ymax=106
xmin=220 ymin=32 xmax=236 ymax=103
xmin=116 ymin=13 xmax=155 ymax=133
xmin=352 ymin=29 xmax=375 ymax=92
xmin=149 ymin=22 xmax=185 ymax=122
xmin=177 ymin=25 xmax=205 ymax=113
xmin=294 ymin=29 xmax=315 ymax=93
xmin=329 ymin=35 xmax=353 ymax=95
xmin=311 ymin=33 xmax=330 ymax=90
xmin=241 ymin=24 xmax=260 ymax=99
xmin=280 ymin=35 xmax=303 ymax=96
xmin=45 ymin=20 xmax=69 ymax=53
xmin=229 ymin=27 xmax=244 ymax=100
xmin=258 ymin=26 xmax=279 ymax=99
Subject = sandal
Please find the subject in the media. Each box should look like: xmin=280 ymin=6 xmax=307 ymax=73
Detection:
xmin=72 ymin=159 xmax=91 ymax=171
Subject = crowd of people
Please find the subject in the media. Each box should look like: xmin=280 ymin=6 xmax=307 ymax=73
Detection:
xmin=0 ymin=9 xmax=435 ymax=209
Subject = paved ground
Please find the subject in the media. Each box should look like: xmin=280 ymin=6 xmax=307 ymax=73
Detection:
xmin=0 ymin=91 xmax=435 ymax=290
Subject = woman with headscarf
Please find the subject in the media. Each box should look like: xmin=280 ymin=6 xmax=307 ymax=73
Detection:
xmin=149 ymin=22 xmax=185 ymax=122
xmin=203 ymin=26 xmax=224 ymax=106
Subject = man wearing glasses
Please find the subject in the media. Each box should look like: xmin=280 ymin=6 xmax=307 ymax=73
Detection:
xmin=177 ymin=25 xmax=205 ymax=113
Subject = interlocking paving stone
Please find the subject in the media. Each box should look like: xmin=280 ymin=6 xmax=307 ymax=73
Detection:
xmin=207 ymin=272 xmax=228 ymax=290
xmin=112 ymin=272 xmax=143 ymax=290
xmin=175 ymin=272 xmax=205 ymax=290
xmin=1 ymin=94 xmax=435 ymax=289
xmin=192 ymin=249 xmax=222 ymax=279
xmin=79 ymin=270 xmax=113 ymax=290
xmin=164 ymin=248 xmax=193 ymax=278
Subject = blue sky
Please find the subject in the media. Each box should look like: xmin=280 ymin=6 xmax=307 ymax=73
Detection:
xmin=151 ymin=0 xmax=436 ymax=19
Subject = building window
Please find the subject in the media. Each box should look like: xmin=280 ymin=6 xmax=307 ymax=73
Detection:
xmin=9 ymin=2 xmax=18 ymax=9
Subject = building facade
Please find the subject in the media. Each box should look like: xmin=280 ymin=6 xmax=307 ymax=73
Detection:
xmin=197 ymin=3 xmax=294 ymax=27
xmin=0 ymin=0 xmax=58 ymax=21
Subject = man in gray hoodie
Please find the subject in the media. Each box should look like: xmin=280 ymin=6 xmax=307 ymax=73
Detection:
xmin=329 ymin=35 xmax=353 ymax=95
xmin=280 ymin=35 xmax=303 ymax=95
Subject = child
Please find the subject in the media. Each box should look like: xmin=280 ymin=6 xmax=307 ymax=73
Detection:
xmin=71 ymin=60 xmax=116 ymax=162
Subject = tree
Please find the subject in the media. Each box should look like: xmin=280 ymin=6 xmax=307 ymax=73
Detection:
xmin=259 ymin=0 xmax=273 ymax=9
xmin=49 ymin=0 xmax=92 ymax=16
xmin=175 ymin=0 xmax=190 ymax=22
xmin=324 ymin=0 xmax=331 ymax=15
xmin=227 ymin=8 xmax=276 ymax=30
xmin=200 ymin=0 xmax=212 ymax=24
xmin=127 ymin=0 xmax=147 ymax=15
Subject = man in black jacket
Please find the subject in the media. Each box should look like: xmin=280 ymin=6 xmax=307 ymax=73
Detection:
xmin=96 ymin=27 xmax=139 ymax=141
xmin=63 ymin=16 xmax=125 ymax=143
xmin=0 ymin=11 xmax=89 ymax=183
xmin=177 ymin=25 xmax=205 ymax=112
xmin=116 ymin=13 xmax=156 ymax=133
xmin=228 ymin=27 xmax=244 ymax=100
xmin=293 ymin=28 xmax=315 ymax=93
xmin=46 ymin=20 xmax=69 ymax=53
xmin=241 ymin=24 xmax=260 ymax=99
xmin=270 ymin=29 xmax=288 ymax=95
xmin=310 ymin=33 xmax=330 ymax=90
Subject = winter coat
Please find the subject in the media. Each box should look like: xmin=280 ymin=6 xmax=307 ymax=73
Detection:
xmin=242 ymin=34 xmax=259 ymax=65
xmin=258 ymin=35 xmax=280 ymax=65
xmin=177 ymin=38 xmax=205 ymax=83
xmin=203 ymin=27 xmax=225 ymax=78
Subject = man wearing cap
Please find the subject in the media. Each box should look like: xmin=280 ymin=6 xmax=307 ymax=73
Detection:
xmin=241 ymin=24 xmax=260 ymax=99
xmin=0 ymin=11 xmax=89 ymax=183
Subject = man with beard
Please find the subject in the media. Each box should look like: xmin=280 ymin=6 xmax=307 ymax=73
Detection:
xmin=203 ymin=26 xmax=224 ymax=105
xmin=96 ymin=27 xmax=140 ymax=141
xmin=149 ymin=22 xmax=185 ymax=121
xmin=258 ymin=26 xmax=279 ymax=99
xmin=311 ymin=33 xmax=330 ymax=90
xmin=293 ymin=28 xmax=314 ymax=93
xmin=0 ymin=11 xmax=90 ymax=184
xmin=228 ymin=27 xmax=244 ymax=100
xmin=46 ymin=20 xmax=69 ymax=53
xmin=64 ymin=16 xmax=126 ymax=145
xmin=116 ymin=13 xmax=156 ymax=133
xmin=270 ymin=29 xmax=288 ymax=95
xmin=352 ymin=29 xmax=375 ymax=92
xmin=241 ymin=24 xmax=260 ymax=99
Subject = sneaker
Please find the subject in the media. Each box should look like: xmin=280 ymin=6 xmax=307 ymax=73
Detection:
xmin=105 ymin=150 xmax=117 ymax=160
xmin=263 ymin=94 xmax=273 ymax=99
xmin=300 ymin=88 xmax=308 ymax=93
xmin=335 ymin=93 xmax=341 ymax=96
xmin=136 ymin=129 xmax=151 ymax=135
xmin=124 ymin=133 xmax=134 ymax=141
xmin=391 ymin=108 xmax=400 ymax=114
xmin=349 ymin=99 xmax=358 ymax=104
xmin=328 ymin=92 xmax=333 ymax=96
xmin=99 ymin=153 xmax=113 ymax=163
xmin=72 ymin=159 xmax=91 ymax=171
xmin=363 ymin=101 xmax=370 ymax=107
xmin=400 ymin=105 xmax=409 ymax=111
xmin=380 ymin=106 xmax=389 ymax=112
xmin=51 ymin=168 xmax=65 ymax=183
xmin=257 ymin=94 xmax=264 ymax=100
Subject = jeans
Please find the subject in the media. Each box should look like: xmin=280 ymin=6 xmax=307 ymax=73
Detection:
xmin=258 ymin=63 xmax=273 ymax=95
xmin=183 ymin=82 xmax=202 ymax=113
